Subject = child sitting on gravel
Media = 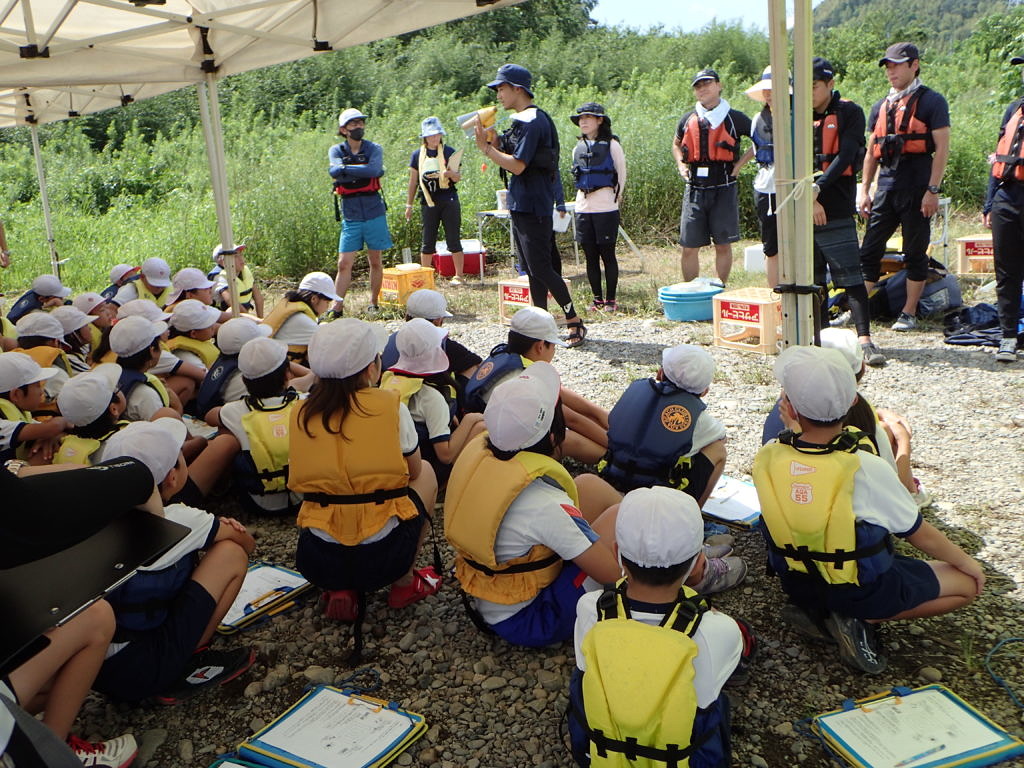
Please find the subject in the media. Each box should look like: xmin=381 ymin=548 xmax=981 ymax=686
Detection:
xmin=753 ymin=345 xmax=984 ymax=675
xmin=464 ymin=306 xmax=608 ymax=464
xmin=569 ymin=487 xmax=746 ymax=768
xmin=93 ymin=419 xmax=256 ymax=704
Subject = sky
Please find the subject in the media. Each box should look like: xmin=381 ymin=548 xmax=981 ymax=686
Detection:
xmin=588 ymin=0 xmax=823 ymax=33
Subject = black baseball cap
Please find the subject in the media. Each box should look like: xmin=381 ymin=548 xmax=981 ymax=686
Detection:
xmin=1012 ymin=54 xmax=1024 ymax=65
xmin=691 ymin=68 xmax=719 ymax=87
xmin=813 ymin=57 xmax=835 ymax=82
xmin=570 ymin=102 xmax=609 ymax=125
xmin=879 ymin=42 xmax=920 ymax=66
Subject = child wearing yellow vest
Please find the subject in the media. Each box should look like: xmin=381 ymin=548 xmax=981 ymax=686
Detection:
xmin=12 ymin=312 xmax=71 ymax=400
xmin=112 ymin=257 xmax=175 ymax=307
xmin=0 ymin=353 xmax=67 ymax=463
xmin=167 ymin=299 xmax=221 ymax=370
xmin=54 ymin=363 xmax=128 ymax=465
xmin=263 ymin=272 xmax=340 ymax=364
xmin=50 ymin=305 xmax=95 ymax=374
xmin=290 ymin=318 xmax=441 ymax=622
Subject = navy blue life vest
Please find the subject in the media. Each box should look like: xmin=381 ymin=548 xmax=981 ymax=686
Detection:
xmin=106 ymin=554 xmax=196 ymax=632
xmin=6 ymin=291 xmax=43 ymax=324
xmin=463 ymin=344 xmax=527 ymax=414
xmin=195 ymin=354 xmax=240 ymax=417
xmin=332 ymin=143 xmax=382 ymax=196
xmin=601 ymin=379 xmax=708 ymax=493
xmin=117 ymin=369 xmax=165 ymax=404
xmin=752 ymin=108 xmax=774 ymax=166
xmin=381 ymin=332 xmax=400 ymax=372
xmin=500 ymin=108 xmax=560 ymax=180
xmin=572 ymin=139 xmax=617 ymax=193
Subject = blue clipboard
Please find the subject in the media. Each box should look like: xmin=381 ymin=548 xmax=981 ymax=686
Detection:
xmin=217 ymin=563 xmax=314 ymax=636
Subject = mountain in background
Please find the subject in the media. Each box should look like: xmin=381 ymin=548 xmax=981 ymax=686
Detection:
xmin=813 ymin=0 xmax=1011 ymax=48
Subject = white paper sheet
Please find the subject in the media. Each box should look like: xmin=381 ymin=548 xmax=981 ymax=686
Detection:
xmin=258 ymin=689 xmax=413 ymax=768
xmin=221 ymin=565 xmax=308 ymax=627
xmin=703 ymin=475 xmax=761 ymax=525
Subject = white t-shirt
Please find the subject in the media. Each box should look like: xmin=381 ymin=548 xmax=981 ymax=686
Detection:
xmin=150 ymin=349 xmax=182 ymax=377
xmin=170 ymin=348 xmax=207 ymax=372
xmin=574 ymin=139 xmax=628 ymax=214
xmin=273 ymin=312 xmax=318 ymax=349
xmin=475 ymin=477 xmax=595 ymax=625
xmin=123 ymin=381 xmax=164 ymax=421
xmin=0 ymin=417 xmax=26 ymax=454
xmin=689 ymin=410 xmax=726 ymax=456
xmin=851 ymin=451 xmax=921 ymax=534
xmin=406 ymin=385 xmax=451 ymax=442
xmin=42 ymin=368 xmax=69 ymax=400
xmin=221 ymin=370 xmax=247 ymax=405
xmin=573 ymin=591 xmax=741 ymax=708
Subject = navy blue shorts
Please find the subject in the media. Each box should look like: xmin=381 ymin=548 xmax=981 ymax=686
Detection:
xmin=781 ymin=554 xmax=940 ymax=621
xmin=295 ymin=496 xmax=427 ymax=593
xmin=94 ymin=580 xmax=216 ymax=701
xmin=490 ymin=563 xmax=587 ymax=648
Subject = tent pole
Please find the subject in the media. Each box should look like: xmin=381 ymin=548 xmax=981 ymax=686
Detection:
xmin=29 ymin=123 xmax=60 ymax=278
xmin=791 ymin=0 xmax=815 ymax=347
xmin=197 ymin=75 xmax=242 ymax=317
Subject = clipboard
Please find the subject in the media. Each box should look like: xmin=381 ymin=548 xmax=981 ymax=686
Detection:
xmin=702 ymin=475 xmax=761 ymax=529
xmin=237 ymin=686 xmax=427 ymax=768
xmin=209 ymin=759 xmax=266 ymax=767
xmin=446 ymin=149 xmax=462 ymax=175
xmin=217 ymin=563 xmax=314 ymax=635
xmin=812 ymin=685 xmax=1024 ymax=768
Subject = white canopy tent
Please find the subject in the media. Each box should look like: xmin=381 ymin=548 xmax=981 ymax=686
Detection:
xmin=0 ymin=0 xmax=527 ymax=302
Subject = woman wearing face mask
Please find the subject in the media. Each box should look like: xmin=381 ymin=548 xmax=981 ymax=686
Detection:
xmin=406 ymin=117 xmax=466 ymax=285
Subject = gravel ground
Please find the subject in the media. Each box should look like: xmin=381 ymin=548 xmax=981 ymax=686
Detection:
xmin=75 ymin=283 xmax=1024 ymax=768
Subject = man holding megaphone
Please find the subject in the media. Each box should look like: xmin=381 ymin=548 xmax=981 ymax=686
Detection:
xmin=474 ymin=64 xmax=587 ymax=348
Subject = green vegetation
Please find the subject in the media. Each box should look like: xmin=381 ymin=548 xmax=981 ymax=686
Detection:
xmin=0 ymin=0 xmax=1022 ymax=293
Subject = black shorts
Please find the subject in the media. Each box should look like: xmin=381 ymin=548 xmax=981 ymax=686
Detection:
xmin=574 ymin=210 xmax=620 ymax=246
xmin=755 ymin=192 xmax=779 ymax=257
xmin=93 ymin=580 xmax=216 ymax=701
xmin=679 ymin=183 xmax=740 ymax=248
xmin=814 ymin=218 xmax=864 ymax=288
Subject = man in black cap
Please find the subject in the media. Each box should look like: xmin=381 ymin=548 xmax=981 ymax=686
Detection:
xmin=672 ymin=68 xmax=752 ymax=283
xmin=982 ymin=53 xmax=1024 ymax=363
xmin=858 ymin=42 xmax=950 ymax=334
xmin=810 ymin=58 xmax=884 ymax=365
xmin=475 ymin=64 xmax=587 ymax=347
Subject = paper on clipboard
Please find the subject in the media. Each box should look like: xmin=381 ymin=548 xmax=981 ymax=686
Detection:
xmin=703 ymin=475 xmax=761 ymax=526
xmin=447 ymin=150 xmax=463 ymax=174
xmin=221 ymin=565 xmax=308 ymax=627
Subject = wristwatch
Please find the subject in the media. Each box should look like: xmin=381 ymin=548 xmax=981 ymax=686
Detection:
xmin=4 ymin=459 xmax=28 ymax=477
xmin=926 ymin=185 xmax=941 ymax=195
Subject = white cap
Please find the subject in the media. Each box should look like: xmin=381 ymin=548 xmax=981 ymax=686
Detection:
xmin=110 ymin=315 xmax=167 ymax=357
xmin=15 ymin=311 xmax=65 ymax=340
xmin=57 ymin=363 xmax=121 ymax=427
xmin=819 ymin=328 xmax=865 ymax=376
xmin=308 ymin=318 xmax=386 ymax=379
xmin=217 ymin=317 xmax=271 ymax=355
xmin=616 ymin=486 xmax=705 ymax=568
xmin=510 ymin=306 xmax=566 ymax=347
xmin=211 ymin=243 xmax=245 ymax=263
xmin=394 ymin=318 xmax=449 ymax=375
xmin=50 ymin=306 xmax=94 ymax=335
xmin=661 ymin=344 xmax=715 ymax=394
xmin=239 ymin=337 xmax=289 ymax=379
xmin=109 ymin=264 xmax=139 ymax=284
xmin=0 ymin=353 xmax=57 ymax=392
xmin=338 ymin=108 xmax=368 ymax=127
xmin=298 ymin=271 xmax=342 ymax=302
xmin=72 ymin=292 xmax=110 ymax=316
xmin=104 ymin=417 xmax=187 ymax=485
xmin=172 ymin=267 xmax=215 ymax=295
xmin=775 ymin=345 xmax=857 ymax=422
xmin=140 ymin=257 xmax=172 ymax=288
xmin=405 ymin=289 xmax=452 ymax=319
xmin=484 ymin=361 xmax=561 ymax=452
xmin=117 ymin=299 xmax=171 ymax=322
xmin=31 ymin=274 xmax=71 ymax=299
xmin=170 ymin=299 xmax=221 ymax=332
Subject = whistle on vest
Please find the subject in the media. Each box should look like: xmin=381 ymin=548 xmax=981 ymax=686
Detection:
xmin=877 ymin=134 xmax=905 ymax=169
xmin=457 ymin=106 xmax=499 ymax=138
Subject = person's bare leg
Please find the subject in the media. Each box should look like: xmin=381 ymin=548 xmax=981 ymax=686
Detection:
xmin=182 ymin=435 xmax=207 ymax=463
xmin=681 ymin=247 xmax=700 ymax=281
xmin=714 ymin=243 xmax=733 ymax=284
xmin=574 ymin=473 xmax=623 ymax=523
xmin=563 ymin=405 xmax=608 ymax=449
xmin=187 ymin=433 xmax=240 ymax=496
xmin=190 ymin=540 xmax=249 ymax=646
xmin=394 ymin=461 xmax=438 ymax=587
xmin=589 ymin=504 xmax=621 ymax=547
xmin=334 ymin=251 xmax=356 ymax=311
xmin=902 ymin=278 xmax=925 ymax=317
xmin=558 ymin=431 xmax=606 ymax=465
xmin=367 ymin=250 xmax=384 ymax=307
xmin=874 ymin=562 xmax=978 ymax=621
xmin=8 ymin=600 xmax=115 ymax=740
xmin=765 ymin=254 xmax=779 ymax=289
xmin=420 ymin=252 xmax=433 ymax=268
xmin=164 ymin=377 xmax=192 ymax=413
xmin=452 ymin=250 xmax=465 ymax=280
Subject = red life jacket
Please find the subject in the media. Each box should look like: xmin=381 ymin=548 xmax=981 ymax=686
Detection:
xmin=333 ymin=144 xmax=382 ymax=197
xmin=992 ymin=101 xmax=1024 ymax=183
xmin=871 ymin=88 xmax=934 ymax=166
xmin=814 ymin=105 xmax=861 ymax=176
xmin=679 ymin=112 xmax=739 ymax=164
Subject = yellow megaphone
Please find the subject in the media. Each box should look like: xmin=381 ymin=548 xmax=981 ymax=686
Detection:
xmin=456 ymin=106 xmax=499 ymax=138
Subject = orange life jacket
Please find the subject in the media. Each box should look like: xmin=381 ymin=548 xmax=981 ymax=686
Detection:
xmin=814 ymin=107 xmax=858 ymax=176
xmin=992 ymin=101 xmax=1024 ymax=184
xmin=678 ymin=112 xmax=739 ymax=164
xmin=871 ymin=88 xmax=934 ymax=165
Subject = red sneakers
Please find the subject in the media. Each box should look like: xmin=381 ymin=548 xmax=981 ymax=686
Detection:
xmin=387 ymin=567 xmax=441 ymax=609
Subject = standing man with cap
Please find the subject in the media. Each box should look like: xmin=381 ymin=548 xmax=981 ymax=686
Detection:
xmin=811 ymin=58 xmax=884 ymax=366
xmin=113 ymin=256 xmax=175 ymax=308
xmin=859 ymin=42 xmax=950 ymax=333
xmin=329 ymin=108 xmax=392 ymax=317
xmin=474 ymin=64 xmax=588 ymax=347
xmin=983 ymin=53 xmax=1024 ymax=363
xmin=673 ymin=68 xmax=752 ymax=284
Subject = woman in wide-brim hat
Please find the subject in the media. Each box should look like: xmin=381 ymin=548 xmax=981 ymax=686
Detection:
xmin=569 ymin=102 xmax=627 ymax=312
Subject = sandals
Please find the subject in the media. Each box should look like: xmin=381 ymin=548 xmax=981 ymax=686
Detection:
xmin=565 ymin=318 xmax=588 ymax=348
xmin=387 ymin=567 xmax=441 ymax=609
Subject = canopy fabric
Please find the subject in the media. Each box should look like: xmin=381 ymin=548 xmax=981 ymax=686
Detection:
xmin=0 ymin=0 xmax=526 ymax=127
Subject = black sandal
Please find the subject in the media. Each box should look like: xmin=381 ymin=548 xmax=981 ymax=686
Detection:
xmin=565 ymin=318 xmax=587 ymax=348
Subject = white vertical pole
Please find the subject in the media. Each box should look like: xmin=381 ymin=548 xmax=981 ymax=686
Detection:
xmin=29 ymin=123 xmax=60 ymax=277
xmin=197 ymin=74 xmax=241 ymax=317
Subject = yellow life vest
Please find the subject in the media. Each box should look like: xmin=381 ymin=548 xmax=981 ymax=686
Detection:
xmin=118 ymin=369 xmax=171 ymax=409
xmin=136 ymin=281 xmax=173 ymax=308
xmin=166 ymin=336 xmax=219 ymax=369
xmin=752 ymin=428 xmax=884 ymax=586
xmin=88 ymin=323 xmax=103 ymax=350
xmin=235 ymin=265 xmax=256 ymax=305
xmin=579 ymin=581 xmax=708 ymax=768
xmin=444 ymin=433 xmax=579 ymax=605
xmin=241 ymin=394 xmax=300 ymax=493
xmin=12 ymin=346 xmax=71 ymax=376
xmin=263 ymin=301 xmax=318 ymax=360
xmin=0 ymin=398 xmax=30 ymax=422
xmin=291 ymin=387 xmax=417 ymax=545
xmin=417 ymin=145 xmax=450 ymax=208
xmin=380 ymin=371 xmax=424 ymax=404
xmin=54 ymin=422 xmax=128 ymax=465
xmin=1 ymin=316 xmax=16 ymax=340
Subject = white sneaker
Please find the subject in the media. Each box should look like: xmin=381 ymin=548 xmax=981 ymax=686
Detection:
xmin=450 ymin=276 xmax=463 ymax=286
xmin=995 ymin=338 xmax=1018 ymax=363
xmin=68 ymin=733 xmax=138 ymax=768
xmin=891 ymin=312 xmax=917 ymax=331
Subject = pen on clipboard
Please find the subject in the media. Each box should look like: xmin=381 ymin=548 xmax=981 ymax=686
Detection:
xmin=894 ymin=743 xmax=945 ymax=767
xmin=246 ymin=587 xmax=290 ymax=611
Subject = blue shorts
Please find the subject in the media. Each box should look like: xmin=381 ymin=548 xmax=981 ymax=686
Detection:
xmin=340 ymin=215 xmax=393 ymax=253
xmin=93 ymin=580 xmax=216 ymax=701
xmin=490 ymin=563 xmax=587 ymax=648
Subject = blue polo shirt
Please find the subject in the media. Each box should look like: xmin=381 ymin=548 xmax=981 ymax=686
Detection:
xmin=329 ymin=139 xmax=387 ymax=222
xmin=501 ymin=107 xmax=559 ymax=216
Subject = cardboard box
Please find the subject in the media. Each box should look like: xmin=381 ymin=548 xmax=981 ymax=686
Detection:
xmin=956 ymin=234 xmax=994 ymax=275
xmin=713 ymin=287 xmax=783 ymax=355
xmin=499 ymin=276 xmax=571 ymax=324
xmin=379 ymin=266 xmax=435 ymax=306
